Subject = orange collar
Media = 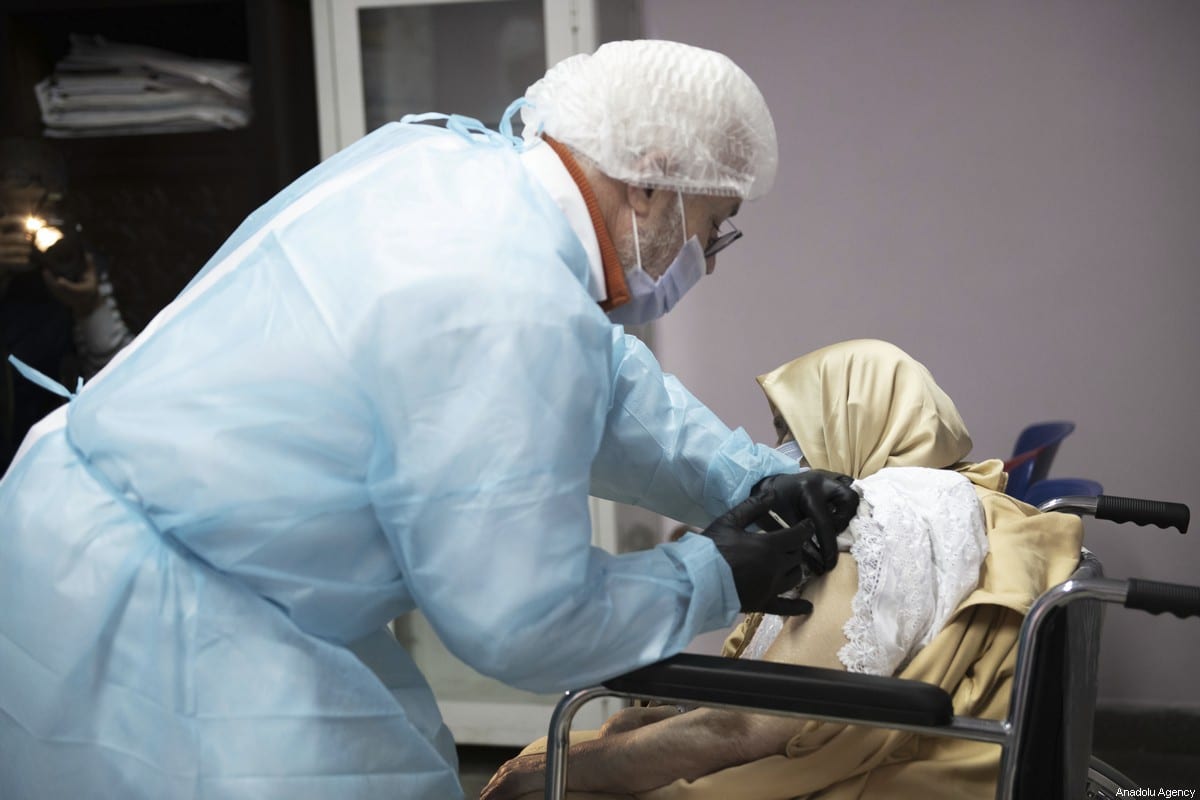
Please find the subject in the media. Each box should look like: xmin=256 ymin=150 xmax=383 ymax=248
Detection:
xmin=541 ymin=136 xmax=630 ymax=311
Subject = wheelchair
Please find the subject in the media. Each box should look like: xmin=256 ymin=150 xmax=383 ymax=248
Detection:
xmin=544 ymin=493 xmax=1194 ymax=799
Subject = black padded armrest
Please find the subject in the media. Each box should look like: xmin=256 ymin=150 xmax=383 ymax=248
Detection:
xmin=603 ymin=653 xmax=953 ymax=728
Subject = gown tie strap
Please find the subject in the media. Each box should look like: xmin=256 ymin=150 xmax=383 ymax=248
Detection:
xmin=7 ymin=355 xmax=82 ymax=401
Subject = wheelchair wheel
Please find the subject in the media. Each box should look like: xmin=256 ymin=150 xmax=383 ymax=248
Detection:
xmin=1085 ymin=755 xmax=1138 ymax=798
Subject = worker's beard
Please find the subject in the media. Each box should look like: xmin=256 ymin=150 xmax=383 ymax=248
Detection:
xmin=616 ymin=202 xmax=685 ymax=282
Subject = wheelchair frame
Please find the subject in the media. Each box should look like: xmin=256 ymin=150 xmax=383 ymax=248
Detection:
xmin=544 ymin=495 xmax=1194 ymax=799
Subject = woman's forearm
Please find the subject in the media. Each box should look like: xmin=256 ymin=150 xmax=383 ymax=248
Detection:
xmin=566 ymin=708 xmax=794 ymax=794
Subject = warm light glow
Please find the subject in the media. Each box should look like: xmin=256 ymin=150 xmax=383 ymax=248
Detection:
xmin=25 ymin=215 xmax=46 ymax=233
xmin=33 ymin=225 xmax=63 ymax=253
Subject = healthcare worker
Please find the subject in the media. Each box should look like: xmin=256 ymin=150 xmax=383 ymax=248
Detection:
xmin=0 ymin=40 xmax=857 ymax=798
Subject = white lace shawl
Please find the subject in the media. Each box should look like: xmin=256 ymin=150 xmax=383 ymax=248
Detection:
xmin=743 ymin=467 xmax=988 ymax=675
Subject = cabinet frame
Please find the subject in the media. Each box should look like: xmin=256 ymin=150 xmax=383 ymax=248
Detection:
xmin=311 ymin=0 xmax=606 ymax=160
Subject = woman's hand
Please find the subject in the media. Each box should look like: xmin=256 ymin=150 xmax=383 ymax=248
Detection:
xmin=479 ymin=752 xmax=547 ymax=800
xmin=0 ymin=213 xmax=33 ymax=269
xmin=599 ymin=704 xmax=681 ymax=737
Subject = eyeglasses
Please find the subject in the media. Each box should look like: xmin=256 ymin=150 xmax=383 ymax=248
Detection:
xmin=703 ymin=218 xmax=742 ymax=259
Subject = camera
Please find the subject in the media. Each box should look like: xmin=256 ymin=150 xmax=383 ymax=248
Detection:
xmin=27 ymin=215 xmax=88 ymax=282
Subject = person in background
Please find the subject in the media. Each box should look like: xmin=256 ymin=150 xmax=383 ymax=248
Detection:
xmin=483 ymin=339 xmax=1083 ymax=800
xmin=0 ymin=136 xmax=132 ymax=471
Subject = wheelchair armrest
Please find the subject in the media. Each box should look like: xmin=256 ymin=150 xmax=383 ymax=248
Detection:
xmin=603 ymin=653 xmax=954 ymax=728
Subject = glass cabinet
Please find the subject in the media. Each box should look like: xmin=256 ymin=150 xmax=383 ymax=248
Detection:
xmin=311 ymin=0 xmax=645 ymax=745
xmin=312 ymin=0 xmax=639 ymax=159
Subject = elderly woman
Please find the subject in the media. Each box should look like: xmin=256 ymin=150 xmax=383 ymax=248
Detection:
xmin=482 ymin=339 xmax=1083 ymax=800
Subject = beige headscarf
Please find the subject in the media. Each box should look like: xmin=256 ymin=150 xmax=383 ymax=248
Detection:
xmin=757 ymin=339 xmax=973 ymax=479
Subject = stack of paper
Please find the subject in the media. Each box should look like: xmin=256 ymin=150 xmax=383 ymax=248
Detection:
xmin=35 ymin=35 xmax=252 ymax=138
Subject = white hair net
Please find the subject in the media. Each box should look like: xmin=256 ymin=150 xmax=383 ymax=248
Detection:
xmin=522 ymin=40 xmax=778 ymax=201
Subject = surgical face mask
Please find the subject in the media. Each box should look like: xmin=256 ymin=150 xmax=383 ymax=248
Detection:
xmin=775 ymin=439 xmax=804 ymax=462
xmin=606 ymin=192 xmax=705 ymax=326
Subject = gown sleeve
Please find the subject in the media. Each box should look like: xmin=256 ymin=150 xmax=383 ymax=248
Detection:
xmin=589 ymin=327 xmax=798 ymax=529
xmin=358 ymin=268 xmax=742 ymax=692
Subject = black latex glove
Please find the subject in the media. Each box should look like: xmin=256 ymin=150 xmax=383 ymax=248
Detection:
xmin=750 ymin=470 xmax=860 ymax=573
xmin=697 ymin=491 xmax=824 ymax=615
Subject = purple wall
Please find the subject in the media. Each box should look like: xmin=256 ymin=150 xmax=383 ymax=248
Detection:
xmin=642 ymin=0 xmax=1200 ymax=707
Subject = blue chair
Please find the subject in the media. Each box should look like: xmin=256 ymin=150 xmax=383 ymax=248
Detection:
xmin=1004 ymin=421 xmax=1076 ymax=501
xmin=1024 ymin=478 xmax=1103 ymax=510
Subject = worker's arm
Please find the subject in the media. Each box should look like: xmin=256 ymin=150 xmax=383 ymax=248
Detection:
xmin=364 ymin=273 xmax=740 ymax=691
xmin=590 ymin=328 xmax=798 ymax=528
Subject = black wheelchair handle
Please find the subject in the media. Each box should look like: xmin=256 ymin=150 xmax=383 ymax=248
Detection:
xmin=1096 ymin=495 xmax=1189 ymax=534
xmin=1125 ymin=578 xmax=1200 ymax=619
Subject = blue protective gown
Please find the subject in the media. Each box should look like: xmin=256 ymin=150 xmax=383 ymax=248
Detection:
xmin=0 ymin=121 xmax=795 ymax=798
